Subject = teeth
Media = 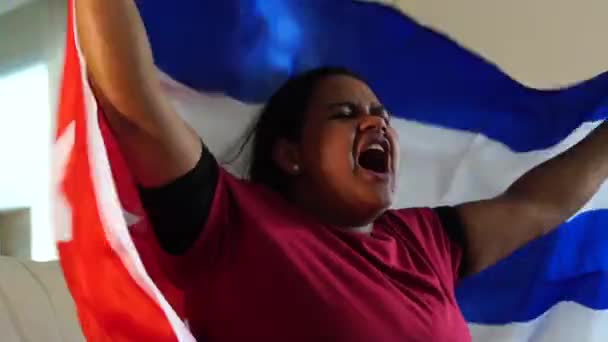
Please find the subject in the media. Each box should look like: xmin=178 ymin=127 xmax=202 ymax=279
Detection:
xmin=366 ymin=143 xmax=385 ymax=152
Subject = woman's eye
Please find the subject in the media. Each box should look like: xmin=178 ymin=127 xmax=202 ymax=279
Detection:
xmin=334 ymin=107 xmax=355 ymax=118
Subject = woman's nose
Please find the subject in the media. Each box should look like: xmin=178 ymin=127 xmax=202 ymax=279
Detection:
xmin=358 ymin=114 xmax=388 ymax=133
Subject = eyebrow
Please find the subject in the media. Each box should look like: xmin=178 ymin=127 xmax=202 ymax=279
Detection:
xmin=326 ymin=101 xmax=389 ymax=116
xmin=326 ymin=101 xmax=357 ymax=110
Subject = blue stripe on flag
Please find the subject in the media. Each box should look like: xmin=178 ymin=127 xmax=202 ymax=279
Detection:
xmin=457 ymin=209 xmax=608 ymax=324
xmin=137 ymin=0 xmax=608 ymax=152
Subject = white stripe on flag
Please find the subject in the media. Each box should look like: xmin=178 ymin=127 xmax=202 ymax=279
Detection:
xmin=161 ymin=73 xmax=608 ymax=341
xmin=160 ymin=74 xmax=607 ymax=214
xmin=469 ymin=302 xmax=608 ymax=342
xmin=53 ymin=121 xmax=75 ymax=243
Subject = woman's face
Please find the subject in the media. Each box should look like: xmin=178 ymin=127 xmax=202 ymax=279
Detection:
xmin=287 ymin=75 xmax=400 ymax=228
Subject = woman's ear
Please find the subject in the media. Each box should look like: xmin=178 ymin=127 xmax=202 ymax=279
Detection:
xmin=273 ymin=138 xmax=302 ymax=176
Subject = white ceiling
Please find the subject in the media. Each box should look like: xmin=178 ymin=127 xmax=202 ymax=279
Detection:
xmin=0 ymin=0 xmax=34 ymax=16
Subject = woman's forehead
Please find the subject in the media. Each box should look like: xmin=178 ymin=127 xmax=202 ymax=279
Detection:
xmin=311 ymin=75 xmax=379 ymax=106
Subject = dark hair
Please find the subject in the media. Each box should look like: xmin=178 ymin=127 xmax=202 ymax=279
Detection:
xmin=234 ymin=66 xmax=364 ymax=194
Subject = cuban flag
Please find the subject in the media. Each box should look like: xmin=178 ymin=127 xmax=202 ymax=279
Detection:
xmin=55 ymin=0 xmax=608 ymax=340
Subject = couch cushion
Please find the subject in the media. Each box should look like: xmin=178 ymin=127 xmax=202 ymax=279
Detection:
xmin=0 ymin=256 xmax=84 ymax=342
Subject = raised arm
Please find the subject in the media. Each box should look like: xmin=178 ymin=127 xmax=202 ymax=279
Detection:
xmin=76 ymin=0 xmax=202 ymax=187
xmin=457 ymin=121 xmax=608 ymax=275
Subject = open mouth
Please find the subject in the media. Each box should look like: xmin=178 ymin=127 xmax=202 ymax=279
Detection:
xmin=356 ymin=138 xmax=390 ymax=174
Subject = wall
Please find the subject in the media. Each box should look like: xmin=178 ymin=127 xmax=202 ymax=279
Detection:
xmin=0 ymin=208 xmax=31 ymax=258
xmin=0 ymin=0 xmax=35 ymax=16
xmin=385 ymin=0 xmax=608 ymax=87
xmin=0 ymin=0 xmax=66 ymax=261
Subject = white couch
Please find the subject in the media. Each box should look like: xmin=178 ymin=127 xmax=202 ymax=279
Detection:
xmin=0 ymin=256 xmax=85 ymax=341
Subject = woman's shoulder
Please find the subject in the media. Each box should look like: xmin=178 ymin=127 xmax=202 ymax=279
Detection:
xmin=384 ymin=206 xmax=460 ymax=228
xmin=382 ymin=207 xmax=437 ymax=225
xmin=381 ymin=207 xmax=464 ymax=243
xmin=216 ymin=164 xmax=285 ymax=204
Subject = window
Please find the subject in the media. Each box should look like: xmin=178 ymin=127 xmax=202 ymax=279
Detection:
xmin=0 ymin=63 xmax=55 ymax=261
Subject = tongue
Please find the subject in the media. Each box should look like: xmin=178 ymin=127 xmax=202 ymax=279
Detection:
xmin=358 ymin=149 xmax=387 ymax=173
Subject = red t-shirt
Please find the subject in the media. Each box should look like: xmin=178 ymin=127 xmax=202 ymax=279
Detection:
xmin=144 ymin=150 xmax=470 ymax=341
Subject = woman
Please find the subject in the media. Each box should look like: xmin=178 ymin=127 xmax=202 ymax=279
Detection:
xmin=77 ymin=0 xmax=608 ymax=340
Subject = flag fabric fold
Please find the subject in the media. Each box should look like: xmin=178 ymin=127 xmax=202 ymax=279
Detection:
xmin=55 ymin=1 xmax=194 ymax=340
xmin=56 ymin=0 xmax=608 ymax=341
